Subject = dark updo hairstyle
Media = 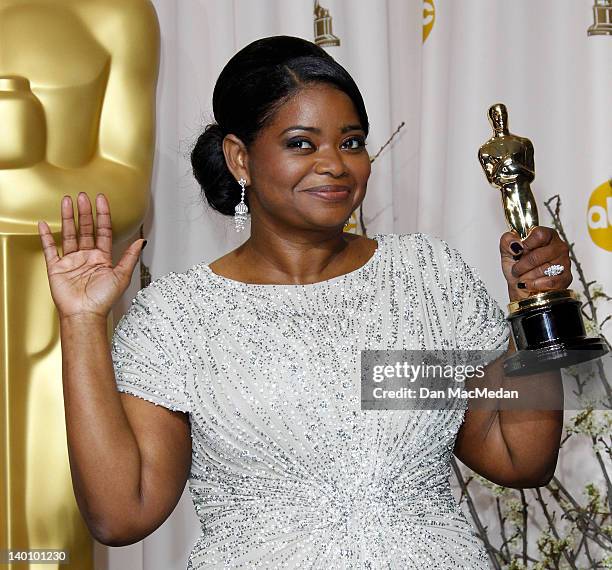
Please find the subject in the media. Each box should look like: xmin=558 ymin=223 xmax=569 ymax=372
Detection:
xmin=191 ymin=35 xmax=369 ymax=216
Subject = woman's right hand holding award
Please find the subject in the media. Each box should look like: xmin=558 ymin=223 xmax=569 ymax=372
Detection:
xmin=479 ymin=103 xmax=608 ymax=376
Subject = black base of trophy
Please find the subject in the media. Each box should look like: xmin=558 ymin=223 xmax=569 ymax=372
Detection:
xmin=504 ymin=290 xmax=609 ymax=377
xmin=503 ymin=337 xmax=608 ymax=376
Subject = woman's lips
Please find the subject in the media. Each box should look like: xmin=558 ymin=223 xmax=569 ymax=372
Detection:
xmin=303 ymin=185 xmax=351 ymax=202
xmin=306 ymin=190 xmax=350 ymax=201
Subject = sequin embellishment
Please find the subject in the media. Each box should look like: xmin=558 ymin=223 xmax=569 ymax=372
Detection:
xmin=111 ymin=233 xmax=510 ymax=569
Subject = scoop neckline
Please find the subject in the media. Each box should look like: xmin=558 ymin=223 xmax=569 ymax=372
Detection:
xmin=201 ymin=233 xmax=383 ymax=289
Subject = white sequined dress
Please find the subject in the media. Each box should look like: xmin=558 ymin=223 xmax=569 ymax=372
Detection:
xmin=111 ymin=232 xmax=510 ymax=569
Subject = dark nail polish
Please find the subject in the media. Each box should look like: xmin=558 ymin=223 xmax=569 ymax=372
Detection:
xmin=517 ymin=282 xmax=526 ymax=289
xmin=512 ymin=254 xmax=522 ymax=261
xmin=141 ymin=239 xmax=148 ymax=251
xmin=510 ymin=242 xmax=523 ymax=254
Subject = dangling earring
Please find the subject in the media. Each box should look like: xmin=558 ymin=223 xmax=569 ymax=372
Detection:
xmin=234 ymin=178 xmax=248 ymax=232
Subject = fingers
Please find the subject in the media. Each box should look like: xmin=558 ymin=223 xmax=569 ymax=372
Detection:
xmin=520 ymin=226 xmax=554 ymax=251
xmin=500 ymin=225 xmax=573 ymax=295
xmin=61 ymin=195 xmax=78 ymax=256
xmin=41 ymin=193 xmax=112 ymax=266
xmin=510 ymin=242 xmax=565 ymax=278
xmin=114 ymin=239 xmax=147 ymax=284
xmin=531 ymin=269 xmax=573 ymax=291
xmin=77 ymin=192 xmax=96 ymax=250
xmin=500 ymin=226 xmax=556 ymax=259
xmin=516 ymin=254 xmax=573 ymax=292
xmin=499 ymin=231 xmax=524 ymax=260
xmin=518 ymin=263 xmax=573 ymax=292
xmin=37 ymin=220 xmax=60 ymax=268
xmin=95 ymin=193 xmax=113 ymax=256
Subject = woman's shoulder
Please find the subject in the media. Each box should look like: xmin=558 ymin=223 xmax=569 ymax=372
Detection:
xmin=377 ymin=231 xmax=456 ymax=259
xmin=375 ymin=232 xmax=475 ymax=284
xmin=127 ymin=263 xmax=207 ymax=315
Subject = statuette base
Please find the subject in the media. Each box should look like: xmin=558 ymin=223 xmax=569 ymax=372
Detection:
xmin=504 ymin=291 xmax=608 ymax=376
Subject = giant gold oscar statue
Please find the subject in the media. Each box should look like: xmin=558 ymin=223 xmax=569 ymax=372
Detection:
xmin=0 ymin=2 xmax=160 ymax=568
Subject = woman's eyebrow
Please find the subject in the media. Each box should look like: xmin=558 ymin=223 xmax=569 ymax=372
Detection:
xmin=279 ymin=124 xmax=364 ymax=136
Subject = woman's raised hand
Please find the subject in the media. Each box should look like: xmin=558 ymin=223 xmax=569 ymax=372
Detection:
xmin=38 ymin=192 xmax=146 ymax=320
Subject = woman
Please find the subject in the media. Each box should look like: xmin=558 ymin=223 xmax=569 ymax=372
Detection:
xmin=38 ymin=36 xmax=570 ymax=568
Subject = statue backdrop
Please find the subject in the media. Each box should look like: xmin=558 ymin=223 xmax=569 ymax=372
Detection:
xmin=0 ymin=1 xmax=160 ymax=568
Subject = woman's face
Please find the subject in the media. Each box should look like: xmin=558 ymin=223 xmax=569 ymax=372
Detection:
xmin=240 ymin=83 xmax=371 ymax=234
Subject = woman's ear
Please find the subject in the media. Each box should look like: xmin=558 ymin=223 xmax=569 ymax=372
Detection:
xmin=222 ymin=134 xmax=250 ymax=185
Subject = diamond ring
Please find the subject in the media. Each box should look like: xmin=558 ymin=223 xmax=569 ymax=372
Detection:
xmin=544 ymin=264 xmax=564 ymax=277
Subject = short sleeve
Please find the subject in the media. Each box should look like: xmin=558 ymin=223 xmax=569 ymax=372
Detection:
xmin=111 ymin=280 xmax=191 ymax=413
xmin=442 ymin=241 xmax=510 ymax=353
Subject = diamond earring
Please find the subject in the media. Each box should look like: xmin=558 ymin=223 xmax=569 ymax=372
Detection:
xmin=234 ymin=178 xmax=248 ymax=232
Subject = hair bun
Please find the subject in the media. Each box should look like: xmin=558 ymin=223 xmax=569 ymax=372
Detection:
xmin=191 ymin=122 xmax=245 ymax=217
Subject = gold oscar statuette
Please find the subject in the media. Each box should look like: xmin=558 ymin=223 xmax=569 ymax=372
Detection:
xmin=478 ymin=103 xmax=608 ymax=376
xmin=0 ymin=2 xmax=160 ymax=568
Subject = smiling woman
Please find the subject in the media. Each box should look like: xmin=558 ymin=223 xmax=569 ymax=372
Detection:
xmin=39 ymin=34 xmax=570 ymax=570
xmin=190 ymin=36 xmax=374 ymax=286
xmin=222 ymin=84 xmax=370 ymax=229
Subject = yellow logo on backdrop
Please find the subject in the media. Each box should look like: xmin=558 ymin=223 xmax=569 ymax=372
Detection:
xmin=587 ymin=180 xmax=612 ymax=251
xmin=423 ymin=0 xmax=435 ymax=42
xmin=343 ymin=210 xmax=359 ymax=234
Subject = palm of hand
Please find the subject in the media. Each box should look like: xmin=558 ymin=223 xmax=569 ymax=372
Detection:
xmin=47 ymin=248 xmax=119 ymax=317
xmin=38 ymin=192 xmax=145 ymax=319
